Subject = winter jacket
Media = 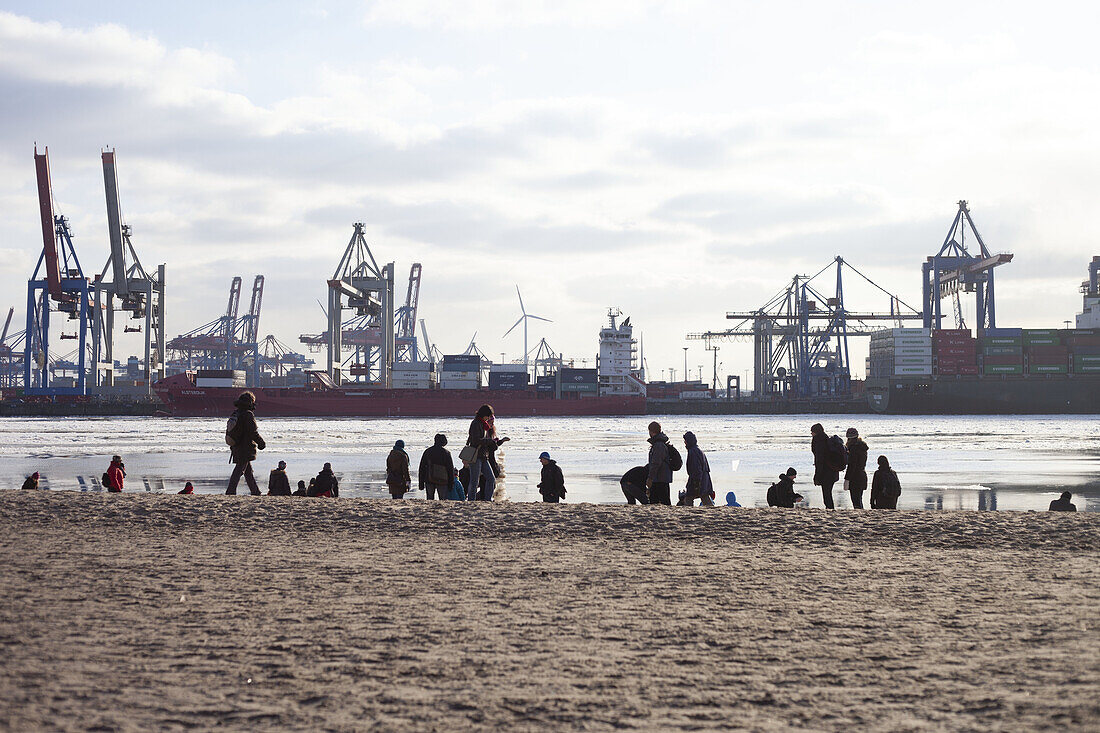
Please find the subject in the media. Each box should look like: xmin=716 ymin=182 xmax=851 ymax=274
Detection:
xmin=620 ymin=465 xmax=649 ymax=504
xmin=1049 ymin=498 xmax=1077 ymax=512
xmin=448 ymin=476 xmax=466 ymax=501
xmin=538 ymin=460 xmax=566 ymax=500
xmin=684 ymin=432 xmax=714 ymax=499
xmin=768 ymin=474 xmax=798 ymax=508
xmin=229 ymin=403 xmax=265 ymax=464
xmin=466 ymin=417 xmax=501 ymax=460
xmin=20 ymin=476 xmax=38 ymax=490
xmin=871 ymin=468 xmax=900 ymax=508
xmin=647 ymin=433 xmax=673 ymax=483
xmin=309 ymin=468 xmax=339 ymax=497
xmin=812 ymin=433 xmax=839 ymax=486
xmin=268 ymin=469 xmax=292 ymax=496
xmin=386 ymin=449 xmax=411 ymax=491
xmin=419 ymin=439 xmax=455 ymax=491
xmin=107 ymin=460 xmax=126 ymax=492
xmin=845 ymin=437 xmax=868 ymax=480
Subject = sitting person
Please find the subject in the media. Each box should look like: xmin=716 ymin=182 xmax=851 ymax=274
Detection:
xmin=21 ymin=472 xmax=40 ymax=490
xmin=725 ymin=491 xmax=742 ymax=507
xmin=766 ymin=468 xmax=802 ymax=508
xmin=293 ymin=480 xmax=308 ymax=496
xmin=308 ymin=463 xmax=339 ymax=497
xmin=448 ymin=468 xmax=466 ymax=501
xmin=177 ymin=481 xmax=195 ymax=495
xmin=1049 ymin=491 xmax=1077 ymax=512
xmin=268 ymin=461 xmax=292 ymax=496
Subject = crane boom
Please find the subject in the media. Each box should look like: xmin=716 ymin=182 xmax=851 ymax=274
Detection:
xmin=0 ymin=308 xmax=12 ymax=344
xmin=33 ymin=147 xmax=63 ymax=300
xmin=225 ymin=276 xmax=242 ymax=342
xmin=245 ymin=275 xmax=264 ymax=343
xmin=101 ymin=150 xmax=129 ymax=297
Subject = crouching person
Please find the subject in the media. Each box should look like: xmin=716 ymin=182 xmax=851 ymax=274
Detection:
xmin=620 ymin=465 xmax=649 ymax=505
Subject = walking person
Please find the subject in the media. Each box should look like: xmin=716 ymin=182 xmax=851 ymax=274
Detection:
xmin=465 ymin=404 xmax=508 ymax=501
xmin=225 ymin=391 xmax=265 ymax=495
xmin=268 ymin=460 xmax=292 ymax=496
xmin=682 ymin=431 xmax=715 ymax=506
xmin=810 ymin=423 xmax=839 ymax=510
xmin=105 ymin=455 xmax=126 ymax=493
xmin=871 ymin=456 xmax=901 ymax=510
xmin=20 ymin=472 xmax=39 ymax=490
xmin=418 ymin=434 xmax=455 ymax=500
xmin=386 ymin=440 xmax=411 ymax=499
xmin=308 ymin=463 xmax=339 ymax=497
xmin=645 ymin=421 xmax=674 ymax=505
xmin=845 ymin=428 xmax=869 ymax=509
xmin=537 ymin=452 xmax=566 ymax=503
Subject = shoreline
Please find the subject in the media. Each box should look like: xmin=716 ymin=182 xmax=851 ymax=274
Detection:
xmin=1 ymin=493 xmax=1097 ymax=730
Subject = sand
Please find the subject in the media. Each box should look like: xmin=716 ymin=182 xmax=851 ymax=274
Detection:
xmin=0 ymin=493 xmax=1097 ymax=732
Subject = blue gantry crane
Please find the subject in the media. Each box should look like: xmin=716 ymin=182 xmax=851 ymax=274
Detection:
xmin=25 ymin=147 xmax=92 ymax=396
xmin=688 ymin=257 xmax=923 ymax=398
xmin=922 ymin=200 xmax=1012 ymax=332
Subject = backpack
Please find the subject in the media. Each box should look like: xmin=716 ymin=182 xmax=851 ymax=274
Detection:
xmin=766 ymin=481 xmax=780 ymax=507
xmin=826 ymin=434 xmax=848 ymax=472
xmin=428 ymin=460 xmax=450 ymax=485
xmin=101 ymin=471 xmax=112 ymax=490
xmin=225 ymin=412 xmax=239 ymax=447
xmin=666 ymin=443 xmax=683 ymax=472
xmin=884 ymin=470 xmax=902 ymax=499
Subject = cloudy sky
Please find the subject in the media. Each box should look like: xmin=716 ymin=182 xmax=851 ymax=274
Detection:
xmin=1 ymin=1 xmax=1098 ymax=385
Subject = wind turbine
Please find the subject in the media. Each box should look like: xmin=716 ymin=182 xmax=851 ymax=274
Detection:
xmin=503 ymin=285 xmax=551 ymax=370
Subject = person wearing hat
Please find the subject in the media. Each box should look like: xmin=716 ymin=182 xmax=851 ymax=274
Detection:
xmin=20 ymin=472 xmax=40 ymax=490
xmin=268 ymin=460 xmax=292 ymax=496
xmin=386 ymin=440 xmax=411 ymax=499
xmin=309 ymin=463 xmax=339 ymax=497
xmin=682 ymin=431 xmax=715 ymax=507
xmin=725 ymin=491 xmax=742 ymax=507
xmin=225 ymin=391 xmax=265 ymax=495
xmin=844 ymin=428 xmax=869 ymax=509
xmin=766 ymin=468 xmax=802 ymax=508
xmin=177 ymin=481 xmax=195 ymax=495
xmin=106 ymin=455 xmax=126 ymax=493
xmin=537 ymin=452 xmax=566 ymax=503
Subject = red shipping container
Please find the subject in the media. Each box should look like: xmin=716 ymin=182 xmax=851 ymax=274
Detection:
xmin=983 ymin=354 xmax=1023 ymax=365
xmin=935 ymin=347 xmax=977 ymax=357
xmin=958 ymin=365 xmax=979 ymax=375
xmin=1066 ymin=336 xmax=1100 ymax=347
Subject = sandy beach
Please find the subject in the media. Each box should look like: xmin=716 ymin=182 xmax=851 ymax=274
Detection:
xmin=0 ymin=493 xmax=1097 ymax=731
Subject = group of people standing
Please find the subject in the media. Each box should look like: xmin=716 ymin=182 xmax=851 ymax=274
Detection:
xmin=20 ymin=391 xmax=1079 ymax=512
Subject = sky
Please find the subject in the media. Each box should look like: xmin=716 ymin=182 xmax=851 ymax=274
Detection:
xmin=1 ymin=1 xmax=1098 ymax=387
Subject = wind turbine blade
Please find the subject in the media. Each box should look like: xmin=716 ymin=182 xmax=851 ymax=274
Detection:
xmin=503 ymin=316 xmax=524 ymax=337
xmin=528 ymin=315 xmax=552 ymax=323
xmin=516 ymin=285 xmax=526 ymax=315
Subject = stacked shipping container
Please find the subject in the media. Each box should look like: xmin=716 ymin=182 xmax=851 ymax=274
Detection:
xmin=439 ymin=354 xmax=481 ymax=390
xmin=391 ymin=361 xmax=436 ymax=389
xmin=867 ymin=329 xmax=932 ymax=377
xmin=932 ymin=329 xmax=977 ymax=375
xmin=979 ymin=328 xmax=1023 ymax=375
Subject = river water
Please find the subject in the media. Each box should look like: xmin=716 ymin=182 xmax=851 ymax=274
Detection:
xmin=3 ymin=415 xmax=1098 ymax=511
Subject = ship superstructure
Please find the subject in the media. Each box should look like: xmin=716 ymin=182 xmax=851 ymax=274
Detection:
xmin=598 ymin=309 xmax=646 ymax=397
xmin=1077 ymin=256 xmax=1100 ymax=329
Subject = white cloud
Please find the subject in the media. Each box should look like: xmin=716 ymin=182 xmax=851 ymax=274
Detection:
xmin=362 ymin=0 xmax=669 ymax=30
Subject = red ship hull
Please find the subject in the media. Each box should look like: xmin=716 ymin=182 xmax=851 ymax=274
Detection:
xmin=153 ymin=374 xmax=646 ymax=417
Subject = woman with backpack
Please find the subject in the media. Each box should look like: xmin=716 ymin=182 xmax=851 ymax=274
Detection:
xmin=225 ymin=391 xmax=265 ymax=495
xmin=871 ymin=455 xmax=902 ymax=509
xmin=810 ymin=423 xmax=839 ymax=510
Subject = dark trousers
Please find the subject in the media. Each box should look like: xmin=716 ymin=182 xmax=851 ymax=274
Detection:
xmin=819 ymin=480 xmax=836 ymax=510
xmin=848 ymin=472 xmax=867 ymax=509
xmin=650 ymin=481 xmax=671 ymax=506
xmin=425 ymin=484 xmax=445 ymax=500
xmin=227 ymin=462 xmax=259 ymax=495
xmin=542 ymin=494 xmax=560 ymax=503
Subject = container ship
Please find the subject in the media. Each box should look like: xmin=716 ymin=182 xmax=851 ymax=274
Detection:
xmin=865 ymin=258 xmax=1100 ymax=413
xmin=154 ymin=312 xmax=648 ymax=417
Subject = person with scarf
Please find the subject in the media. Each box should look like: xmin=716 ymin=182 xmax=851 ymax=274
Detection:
xmin=465 ymin=404 xmax=509 ymax=501
xmin=386 ymin=440 xmax=411 ymax=499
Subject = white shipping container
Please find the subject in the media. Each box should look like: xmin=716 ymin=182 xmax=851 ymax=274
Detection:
xmin=893 ymin=366 xmax=932 ymax=375
xmin=679 ymin=390 xmax=713 ymax=400
xmin=438 ymin=370 xmax=479 ymax=380
xmin=489 ymin=363 xmax=528 ymax=373
xmin=892 ymin=346 xmax=933 ymax=356
xmin=196 ymin=378 xmax=245 ymax=388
